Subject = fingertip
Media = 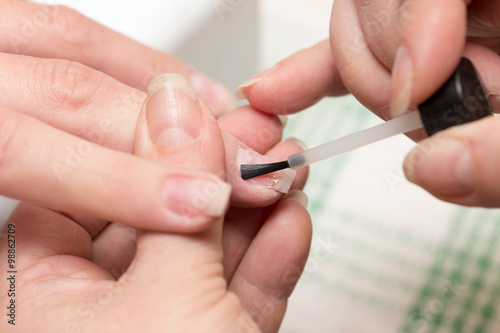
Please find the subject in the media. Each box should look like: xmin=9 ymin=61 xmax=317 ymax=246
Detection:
xmin=403 ymin=117 xmax=500 ymax=207
xmin=235 ymin=65 xmax=280 ymax=102
xmin=132 ymin=74 xmax=229 ymax=232
xmin=218 ymin=106 xmax=284 ymax=154
xmin=239 ymin=41 xmax=344 ymax=115
xmin=267 ymin=137 xmax=309 ymax=191
xmin=397 ymin=0 xmax=466 ymax=106
xmin=109 ymin=165 xmax=231 ymax=234
xmin=162 ymin=173 xmax=232 ymax=219
xmin=287 ymin=137 xmax=307 ymax=151
xmin=390 ymin=45 xmax=413 ymax=117
xmin=282 ymin=189 xmax=308 ymax=209
xmin=263 ymin=189 xmax=313 ymax=287
xmin=229 ymin=143 xmax=295 ymax=206
xmin=189 ymin=71 xmax=236 ymax=117
xmin=403 ymin=134 xmax=474 ymax=197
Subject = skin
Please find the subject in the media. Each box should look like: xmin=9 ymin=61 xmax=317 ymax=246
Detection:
xmin=0 ymin=0 xmax=308 ymax=231
xmin=0 ymin=1 xmax=313 ymax=332
xmin=0 ymin=75 xmax=312 ymax=332
xmin=238 ymin=0 xmax=500 ymax=208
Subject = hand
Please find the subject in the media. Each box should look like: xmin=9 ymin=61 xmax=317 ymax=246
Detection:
xmin=0 ymin=74 xmax=312 ymax=332
xmin=0 ymin=51 xmax=307 ymax=222
xmin=0 ymin=1 xmax=308 ymax=230
xmin=236 ymin=0 xmax=500 ymax=208
xmin=0 ymin=0 xmax=235 ymax=116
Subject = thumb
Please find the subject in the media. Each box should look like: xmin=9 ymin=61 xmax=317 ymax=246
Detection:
xmin=404 ymin=116 xmax=500 ymax=207
xmin=390 ymin=0 xmax=469 ymax=116
xmin=134 ymin=73 xmax=231 ymax=228
xmin=118 ymin=74 xmax=243 ymax=331
xmin=130 ymin=73 xmax=229 ymax=283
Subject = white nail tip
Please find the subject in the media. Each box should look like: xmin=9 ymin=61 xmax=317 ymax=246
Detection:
xmin=148 ymin=74 xmax=197 ymax=100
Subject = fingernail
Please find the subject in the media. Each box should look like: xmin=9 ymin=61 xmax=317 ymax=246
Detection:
xmin=237 ymin=146 xmax=295 ymax=193
xmin=278 ymin=115 xmax=288 ymax=128
xmin=189 ymin=72 xmax=236 ymax=117
xmin=379 ymin=106 xmax=392 ymax=121
xmin=235 ymin=65 xmax=279 ymax=100
xmin=283 ymin=189 xmax=308 ymax=208
xmin=146 ymin=74 xmax=202 ymax=146
xmin=287 ymin=137 xmax=307 ymax=150
xmin=391 ymin=45 xmax=414 ymax=117
xmin=379 ymin=106 xmax=413 ymax=121
xmin=163 ymin=173 xmax=232 ymax=218
xmin=404 ymin=137 xmax=474 ymax=194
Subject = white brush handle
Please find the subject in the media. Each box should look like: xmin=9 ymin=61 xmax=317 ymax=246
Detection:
xmin=287 ymin=111 xmax=423 ymax=169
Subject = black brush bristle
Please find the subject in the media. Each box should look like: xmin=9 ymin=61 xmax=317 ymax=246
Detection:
xmin=240 ymin=161 xmax=290 ymax=180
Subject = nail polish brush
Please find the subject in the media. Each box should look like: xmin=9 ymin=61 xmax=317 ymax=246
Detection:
xmin=241 ymin=58 xmax=493 ymax=180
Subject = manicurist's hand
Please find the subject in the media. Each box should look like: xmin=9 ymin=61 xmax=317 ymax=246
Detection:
xmin=0 ymin=74 xmax=312 ymax=333
xmin=236 ymin=0 xmax=500 ymax=208
xmin=0 ymin=0 xmax=309 ymax=231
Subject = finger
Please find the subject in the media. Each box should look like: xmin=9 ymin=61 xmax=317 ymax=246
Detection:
xmin=0 ymin=107 xmax=228 ymax=232
xmin=222 ymin=139 xmax=308 ymax=280
xmin=228 ymin=190 xmax=312 ymax=333
xmin=468 ymin=1 xmax=500 ymax=45
xmin=353 ymin=0 xmax=468 ymax=116
xmin=330 ymin=0 xmax=392 ymax=116
xmin=218 ymin=106 xmax=284 ymax=154
xmin=121 ymin=75 xmax=239 ymax=329
xmin=134 ymin=74 xmax=227 ymax=177
xmin=222 ymin=205 xmax=277 ymax=282
xmin=0 ymin=203 xmax=113 ymax=281
xmin=92 ymin=224 xmax=137 ymax=279
xmin=265 ymin=138 xmax=309 ymax=191
xmin=172 ymin=102 xmax=307 ymax=207
xmin=224 ymin=134 xmax=298 ymax=208
xmin=0 ymin=203 xmax=117 ymax=333
xmin=0 ymin=1 xmax=235 ymax=116
xmin=235 ymin=40 xmax=348 ymax=115
xmin=0 ymin=52 xmax=143 ymax=152
xmin=403 ymin=116 xmax=500 ymax=207
xmin=0 ymin=53 xmax=280 ymax=155
xmin=47 ymin=209 xmax=136 ymax=279
xmin=0 ymin=53 xmax=297 ymax=208
xmin=462 ymin=42 xmax=500 ymax=112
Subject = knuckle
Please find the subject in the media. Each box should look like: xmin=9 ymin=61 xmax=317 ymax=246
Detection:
xmin=33 ymin=58 xmax=105 ymax=111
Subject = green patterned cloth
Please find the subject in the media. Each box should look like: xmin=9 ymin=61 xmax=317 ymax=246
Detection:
xmin=280 ymin=96 xmax=500 ymax=333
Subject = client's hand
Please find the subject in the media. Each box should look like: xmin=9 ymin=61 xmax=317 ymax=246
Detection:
xmin=0 ymin=75 xmax=312 ymax=333
xmin=0 ymin=0 xmax=235 ymax=116
xmin=0 ymin=0 xmax=308 ymax=231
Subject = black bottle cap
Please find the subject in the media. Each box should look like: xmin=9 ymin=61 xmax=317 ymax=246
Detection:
xmin=418 ymin=58 xmax=493 ymax=136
